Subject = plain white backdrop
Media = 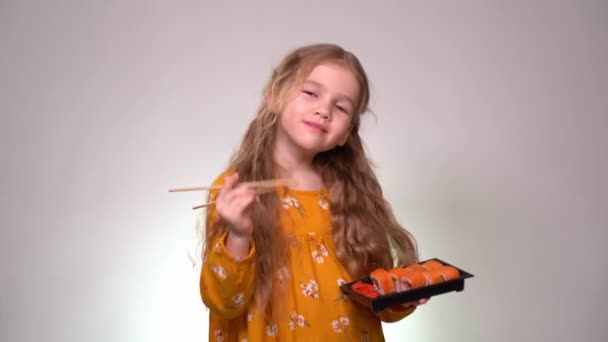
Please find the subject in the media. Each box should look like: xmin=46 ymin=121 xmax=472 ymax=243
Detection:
xmin=2 ymin=1 xmax=607 ymax=341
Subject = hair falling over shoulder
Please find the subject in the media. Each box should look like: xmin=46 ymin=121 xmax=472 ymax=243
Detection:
xmin=202 ymin=43 xmax=418 ymax=318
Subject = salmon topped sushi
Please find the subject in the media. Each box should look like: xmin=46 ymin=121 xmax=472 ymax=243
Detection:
xmin=422 ymin=259 xmax=444 ymax=270
xmin=370 ymin=268 xmax=396 ymax=295
xmin=437 ymin=265 xmax=460 ymax=281
xmin=388 ymin=267 xmax=411 ymax=292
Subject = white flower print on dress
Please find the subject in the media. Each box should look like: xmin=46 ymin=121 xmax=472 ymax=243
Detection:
xmin=214 ymin=329 xmax=224 ymax=342
xmin=247 ymin=311 xmax=254 ymax=322
xmin=331 ymin=317 xmax=350 ymax=334
xmin=289 ymin=235 xmax=300 ymax=248
xmin=231 ymin=293 xmax=244 ymax=307
xmin=281 ymin=196 xmax=300 ymax=209
xmin=318 ymin=244 xmax=329 ymax=257
xmin=282 ymin=195 xmax=304 ymax=216
xmin=300 ymin=280 xmax=319 ymax=299
xmin=334 ymin=278 xmax=349 ymax=302
xmin=276 ymin=266 xmax=290 ymax=284
xmin=331 ymin=320 xmax=342 ymax=333
xmin=311 ymin=241 xmax=329 ymax=263
xmin=318 ymin=197 xmax=329 ymax=210
xmin=265 ymin=323 xmax=278 ymax=337
xmin=288 ymin=311 xmax=311 ymax=330
xmin=209 ymin=264 xmax=227 ymax=279
xmin=311 ymin=250 xmax=324 ymax=263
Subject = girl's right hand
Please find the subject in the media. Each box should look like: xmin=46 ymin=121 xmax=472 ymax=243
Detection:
xmin=215 ymin=173 xmax=256 ymax=238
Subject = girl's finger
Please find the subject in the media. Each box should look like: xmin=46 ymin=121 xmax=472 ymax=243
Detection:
xmin=236 ymin=192 xmax=256 ymax=212
xmin=224 ymin=181 xmax=251 ymax=203
xmin=223 ymin=173 xmax=240 ymax=191
xmin=235 ymin=186 xmax=256 ymax=201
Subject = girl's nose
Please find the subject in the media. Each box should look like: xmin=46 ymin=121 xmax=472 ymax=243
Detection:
xmin=315 ymin=104 xmax=331 ymax=119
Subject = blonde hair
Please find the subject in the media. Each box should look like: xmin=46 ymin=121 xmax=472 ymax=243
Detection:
xmin=202 ymin=43 xmax=418 ymax=317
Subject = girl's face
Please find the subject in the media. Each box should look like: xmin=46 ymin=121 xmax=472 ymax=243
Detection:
xmin=276 ymin=63 xmax=360 ymax=158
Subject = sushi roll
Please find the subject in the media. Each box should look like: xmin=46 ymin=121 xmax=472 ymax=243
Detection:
xmin=420 ymin=267 xmax=444 ymax=285
xmin=422 ymin=259 xmax=444 ymax=270
xmin=405 ymin=264 xmax=442 ymax=286
xmin=388 ymin=267 xmax=411 ymax=292
xmin=401 ymin=267 xmax=427 ymax=289
xmin=437 ymin=265 xmax=460 ymax=281
xmin=370 ymin=268 xmax=396 ymax=295
xmin=408 ymin=264 xmax=428 ymax=272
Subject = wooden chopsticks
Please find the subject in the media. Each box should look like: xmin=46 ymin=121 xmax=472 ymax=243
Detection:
xmin=168 ymin=178 xmax=289 ymax=193
xmin=169 ymin=178 xmax=290 ymax=210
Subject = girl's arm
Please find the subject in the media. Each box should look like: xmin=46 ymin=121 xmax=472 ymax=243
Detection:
xmin=199 ymin=172 xmax=256 ymax=320
xmin=199 ymin=230 xmax=256 ymax=320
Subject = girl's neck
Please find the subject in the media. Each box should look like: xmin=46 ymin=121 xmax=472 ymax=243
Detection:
xmin=273 ymin=142 xmax=324 ymax=191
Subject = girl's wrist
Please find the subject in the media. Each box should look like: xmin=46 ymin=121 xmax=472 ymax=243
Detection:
xmin=226 ymin=231 xmax=252 ymax=260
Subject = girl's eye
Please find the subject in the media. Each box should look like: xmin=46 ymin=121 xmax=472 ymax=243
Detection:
xmin=303 ymin=90 xmax=317 ymax=97
xmin=336 ymin=105 xmax=349 ymax=114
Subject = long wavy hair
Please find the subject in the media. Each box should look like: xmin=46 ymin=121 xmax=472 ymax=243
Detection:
xmin=202 ymin=43 xmax=418 ymax=316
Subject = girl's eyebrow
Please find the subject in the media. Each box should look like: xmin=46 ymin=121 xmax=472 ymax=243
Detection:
xmin=303 ymin=80 xmax=355 ymax=107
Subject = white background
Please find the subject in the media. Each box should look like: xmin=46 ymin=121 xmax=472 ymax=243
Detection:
xmin=2 ymin=1 xmax=607 ymax=341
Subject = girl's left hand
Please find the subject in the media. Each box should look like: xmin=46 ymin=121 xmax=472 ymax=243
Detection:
xmin=386 ymin=297 xmax=428 ymax=313
xmin=400 ymin=297 xmax=429 ymax=308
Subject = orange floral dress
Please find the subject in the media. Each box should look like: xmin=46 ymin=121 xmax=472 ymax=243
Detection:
xmin=199 ymin=173 xmax=416 ymax=341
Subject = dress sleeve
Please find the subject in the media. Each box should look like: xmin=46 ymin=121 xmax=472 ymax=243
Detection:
xmin=199 ymin=171 xmax=256 ymax=320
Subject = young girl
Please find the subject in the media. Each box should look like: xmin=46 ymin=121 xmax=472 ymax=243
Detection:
xmin=199 ymin=43 xmax=424 ymax=341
